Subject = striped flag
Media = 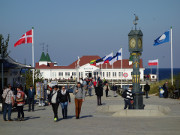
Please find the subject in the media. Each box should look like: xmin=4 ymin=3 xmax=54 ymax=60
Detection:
xmin=148 ymin=59 xmax=158 ymax=66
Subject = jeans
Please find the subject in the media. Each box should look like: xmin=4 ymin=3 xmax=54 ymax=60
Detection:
xmin=145 ymin=91 xmax=149 ymax=98
xmin=17 ymin=106 xmax=24 ymax=118
xmin=113 ymin=91 xmax=117 ymax=97
xmin=3 ymin=103 xmax=12 ymax=120
xmin=124 ymin=99 xmax=132 ymax=109
xmin=88 ymin=88 xmax=92 ymax=96
xmin=28 ymin=98 xmax=34 ymax=111
xmin=60 ymin=102 xmax=68 ymax=118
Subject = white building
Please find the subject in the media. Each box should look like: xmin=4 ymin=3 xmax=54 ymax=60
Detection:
xmin=35 ymin=52 xmax=145 ymax=82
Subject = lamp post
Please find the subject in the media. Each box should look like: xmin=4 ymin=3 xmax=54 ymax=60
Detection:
xmin=1 ymin=37 xmax=4 ymax=92
xmin=128 ymin=15 xmax=144 ymax=109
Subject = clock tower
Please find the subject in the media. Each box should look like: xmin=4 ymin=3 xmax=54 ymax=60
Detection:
xmin=128 ymin=15 xmax=144 ymax=109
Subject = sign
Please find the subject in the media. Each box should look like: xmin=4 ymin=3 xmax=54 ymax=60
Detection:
xmin=36 ymin=82 xmax=44 ymax=99
xmin=123 ymin=73 xmax=128 ymax=78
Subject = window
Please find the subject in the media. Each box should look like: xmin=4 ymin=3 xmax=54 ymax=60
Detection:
xmin=119 ymin=72 xmax=123 ymax=77
xmin=103 ymin=72 xmax=104 ymax=77
xmin=109 ymin=72 xmax=111 ymax=77
xmin=113 ymin=72 xmax=116 ymax=77
xmin=65 ymin=72 xmax=70 ymax=76
xmin=51 ymin=72 xmax=56 ymax=77
xmin=72 ymin=72 xmax=76 ymax=76
xmin=59 ymin=72 xmax=63 ymax=76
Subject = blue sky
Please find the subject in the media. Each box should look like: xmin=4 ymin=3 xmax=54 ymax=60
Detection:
xmin=1 ymin=0 xmax=180 ymax=68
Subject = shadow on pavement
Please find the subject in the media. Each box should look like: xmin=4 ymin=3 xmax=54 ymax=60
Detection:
xmin=24 ymin=116 xmax=41 ymax=121
xmin=80 ymin=115 xmax=93 ymax=119
xmin=24 ymin=108 xmax=46 ymax=112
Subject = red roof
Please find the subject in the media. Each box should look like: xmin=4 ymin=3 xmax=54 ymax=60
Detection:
xmin=35 ymin=55 xmax=143 ymax=69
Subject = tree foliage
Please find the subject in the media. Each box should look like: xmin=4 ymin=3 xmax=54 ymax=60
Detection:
xmin=23 ymin=69 xmax=44 ymax=90
xmin=0 ymin=34 xmax=10 ymax=58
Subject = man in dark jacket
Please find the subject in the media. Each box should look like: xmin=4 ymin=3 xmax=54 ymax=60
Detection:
xmin=95 ymin=79 xmax=103 ymax=106
xmin=144 ymin=82 xmax=150 ymax=98
xmin=28 ymin=85 xmax=36 ymax=112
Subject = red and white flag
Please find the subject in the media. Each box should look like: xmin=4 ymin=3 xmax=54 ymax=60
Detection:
xmin=14 ymin=29 xmax=33 ymax=47
xmin=148 ymin=59 xmax=158 ymax=66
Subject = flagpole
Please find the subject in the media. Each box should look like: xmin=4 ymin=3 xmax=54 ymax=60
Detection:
xmin=157 ymin=59 xmax=159 ymax=82
xmin=32 ymin=27 xmax=34 ymax=86
xmin=171 ymin=27 xmax=173 ymax=85
xmin=121 ymin=48 xmax=122 ymax=89
xmin=112 ymin=52 xmax=113 ymax=85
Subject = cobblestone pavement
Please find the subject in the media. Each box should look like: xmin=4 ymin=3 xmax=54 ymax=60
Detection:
xmin=1 ymin=90 xmax=180 ymax=135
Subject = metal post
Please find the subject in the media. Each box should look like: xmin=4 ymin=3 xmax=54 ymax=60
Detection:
xmin=132 ymin=53 xmax=144 ymax=109
xmin=1 ymin=62 xmax=3 ymax=94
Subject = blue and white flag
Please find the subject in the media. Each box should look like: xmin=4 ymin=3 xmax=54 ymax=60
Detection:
xmin=154 ymin=31 xmax=169 ymax=46
xmin=116 ymin=48 xmax=122 ymax=60
xmin=104 ymin=52 xmax=113 ymax=64
xmin=109 ymin=48 xmax=122 ymax=65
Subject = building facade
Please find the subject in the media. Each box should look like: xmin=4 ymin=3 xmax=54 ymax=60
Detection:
xmin=35 ymin=53 xmax=145 ymax=82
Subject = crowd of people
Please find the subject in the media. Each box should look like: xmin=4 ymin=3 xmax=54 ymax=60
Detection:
xmin=1 ymin=77 xmax=121 ymax=122
xmin=2 ymin=77 xmax=160 ymax=122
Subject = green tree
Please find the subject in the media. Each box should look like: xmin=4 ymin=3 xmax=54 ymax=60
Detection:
xmin=0 ymin=34 xmax=10 ymax=58
xmin=23 ymin=69 xmax=44 ymax=91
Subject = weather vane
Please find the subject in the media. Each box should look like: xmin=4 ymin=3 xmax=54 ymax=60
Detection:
xmin=133 ymin=14 xmax=139 ymax=30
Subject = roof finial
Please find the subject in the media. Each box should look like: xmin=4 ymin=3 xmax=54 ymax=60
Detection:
xmin=133 ymin=14 xmax=139 ymax=30
xmin=40 ymin=43 xmax=45 ymax=52
xmin=47 ymin=44 xmax=48 ymax=53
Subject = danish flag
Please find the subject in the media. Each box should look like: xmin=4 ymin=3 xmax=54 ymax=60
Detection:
xmin=14 ymin=29 xmax=33 ymax=47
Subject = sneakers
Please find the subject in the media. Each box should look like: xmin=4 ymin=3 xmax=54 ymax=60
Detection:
xmin=54 ymin=117 xmax=57 ymax=122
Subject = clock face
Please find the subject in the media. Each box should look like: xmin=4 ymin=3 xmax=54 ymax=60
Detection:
xmin=130 ymin=38 xmax=136 ymax=48
xmin=138 ymin=38 xmax=142 ymax=48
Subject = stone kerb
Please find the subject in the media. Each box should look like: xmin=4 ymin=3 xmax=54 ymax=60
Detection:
xmin=97 ymin=105 xmax=171 ymax=117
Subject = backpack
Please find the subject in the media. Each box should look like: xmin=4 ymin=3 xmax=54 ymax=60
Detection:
xmin=122 ymin=90 xmax=127 ymax=98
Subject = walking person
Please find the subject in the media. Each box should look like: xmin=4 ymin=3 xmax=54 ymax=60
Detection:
xmin=48 ymin=85 xmax=61 ymax=122
xmin=28 ymin=85 xmax=36 ymax=112
xmin=87 ymin=81 xmax=93 ymax=96
xmin=95 ymin=79 xmax=103 ymax=106
xmin=2 ymin=86 xmax=14 ymax=121
xmin=112 ymin=84 xmax=118 ymax=97
xmin=16 ymin=86 xmax=25 ymax=121
xmin=104 ymin=83 xmax=110 ymax=97
xmin=73 ymin=82 xmax=86 ymax=119
xmin=124 ymin=85 xmax=133 ymax=109
xmin=59 ymin=86 xmax=71 ymax=119
xmin=144 ymin=82 xmax=150 ymax=98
